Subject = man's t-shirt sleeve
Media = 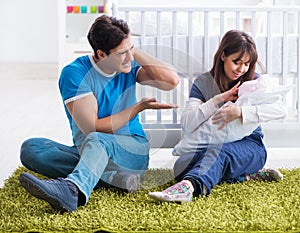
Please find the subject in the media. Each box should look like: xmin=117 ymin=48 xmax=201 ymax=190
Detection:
xmin=59 ymin=65 xmax=93 ymax=104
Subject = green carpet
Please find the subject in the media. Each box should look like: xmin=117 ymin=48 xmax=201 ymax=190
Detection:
xmin=0 ymin=166 xmax=299 ymax=233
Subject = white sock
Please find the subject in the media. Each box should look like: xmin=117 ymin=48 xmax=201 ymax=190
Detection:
xmin=182 ymin=180 xmax=194 ymax=193
xmin=202 ymin=184 xmax=208 ymax=195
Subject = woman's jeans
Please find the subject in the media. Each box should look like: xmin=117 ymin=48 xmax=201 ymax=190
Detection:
xmin=173 ymin=130 xmax=267 ymax=195
xmin=20 ymin=132 xmax=150 ymax=203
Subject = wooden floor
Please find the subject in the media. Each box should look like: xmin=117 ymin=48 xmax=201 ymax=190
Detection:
xmin=0 ymin=64 xmax=299 ymax=188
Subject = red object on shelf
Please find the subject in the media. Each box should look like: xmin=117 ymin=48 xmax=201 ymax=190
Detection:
xmin=67 ymin=6 xmax=73 ymax=13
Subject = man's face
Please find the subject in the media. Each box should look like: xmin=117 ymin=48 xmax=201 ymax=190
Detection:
xmin=107 ymin=36 xmax=135 ymax=73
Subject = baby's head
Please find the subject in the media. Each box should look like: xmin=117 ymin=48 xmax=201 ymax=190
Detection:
xmin=238 ymin=74 xmax=294 ymax=99
xmin=238 ymin=75 xmax=268 ymax=97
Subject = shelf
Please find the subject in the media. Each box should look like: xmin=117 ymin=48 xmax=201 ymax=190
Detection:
xmin=66 ymin=5 xmax=105 ymax=14
xmin=59 ymin=0 xmax=108 ymax=71
xmin=65 ymin=13 xmax=104 ymax=43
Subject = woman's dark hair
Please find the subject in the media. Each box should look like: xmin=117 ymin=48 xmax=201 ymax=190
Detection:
xmin=87 ymin=15 xmax=130 ymax=59
xmin=210 ymin=30 xmax=259 ymax=92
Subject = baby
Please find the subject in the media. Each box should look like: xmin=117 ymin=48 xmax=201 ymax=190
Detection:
xmin=173 ymin=75 xmax=293 ymax=156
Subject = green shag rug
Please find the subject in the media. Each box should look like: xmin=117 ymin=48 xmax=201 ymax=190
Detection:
xmin=0 ymin=166 xmax=300 ymax=233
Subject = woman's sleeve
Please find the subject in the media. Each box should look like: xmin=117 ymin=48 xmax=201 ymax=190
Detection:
xmin=181 ymin=97 xmax=219 ymax=133
xmin=241 ymin=99 xmax=288 ymax=124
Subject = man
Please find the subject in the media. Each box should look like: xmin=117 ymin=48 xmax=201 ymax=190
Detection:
xmin=19 ymin=15 xmax=179 ymax=212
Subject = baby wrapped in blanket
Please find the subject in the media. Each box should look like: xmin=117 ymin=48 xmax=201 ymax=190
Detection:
xmin=173 ymin=75 xmax=293 ymax=156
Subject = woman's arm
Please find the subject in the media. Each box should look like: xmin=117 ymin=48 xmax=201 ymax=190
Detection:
xmin=134 ymin=48 xmax=180 ymax=91
xmin=181 ymin=98 xmax=218 ymax=133
xmin=212 ymin=96 xmax=287 ymax=130
xmin=182 ymin=82 xmax=239 ymax=133
xmin=241 ymin=99 xmax=287 ymax=124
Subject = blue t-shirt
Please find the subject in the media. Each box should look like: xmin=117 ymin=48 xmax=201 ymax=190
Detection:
xmin=59 ymin=55 xmax=146 ymax=146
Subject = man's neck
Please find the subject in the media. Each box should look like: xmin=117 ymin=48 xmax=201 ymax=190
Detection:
xmin=91 ymin=55 xmax=116 ymax=76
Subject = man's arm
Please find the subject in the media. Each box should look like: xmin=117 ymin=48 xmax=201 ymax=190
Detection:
xmin=66 ymin=95 xmax=178 ymax=135
xmin=134 ymin=48 xmax=180 ymax=90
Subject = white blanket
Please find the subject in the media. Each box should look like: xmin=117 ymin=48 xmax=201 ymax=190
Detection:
xmin=173 ymin=75 xmax=293 ymax=156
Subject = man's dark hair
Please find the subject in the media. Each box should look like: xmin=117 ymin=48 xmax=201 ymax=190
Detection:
xmin=87 ymin=15 xmax=130 ymax=59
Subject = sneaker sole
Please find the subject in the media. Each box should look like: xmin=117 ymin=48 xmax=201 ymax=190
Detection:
xmin=19 ymin=173 xmax=70 ymax=212
xmin=148 ymin=192 xmax=192 ymax=203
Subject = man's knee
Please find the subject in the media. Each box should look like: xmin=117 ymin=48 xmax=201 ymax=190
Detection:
xmin=20 ymin=138 xmax=44 ymax=168
xmin=81 ymin=132 xmax=111 ymax=149
xmin=84 ymin=132 xmax=99 ymax=141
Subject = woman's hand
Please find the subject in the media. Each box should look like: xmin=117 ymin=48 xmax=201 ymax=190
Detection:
xmin=211 ymin=104 xmax=242 ymax=130
xmin=213 ymin=82 xmax=240 ymax=107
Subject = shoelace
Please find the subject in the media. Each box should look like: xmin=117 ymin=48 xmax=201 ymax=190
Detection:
xmin=164 ymin=182 xmax=190 ymax=195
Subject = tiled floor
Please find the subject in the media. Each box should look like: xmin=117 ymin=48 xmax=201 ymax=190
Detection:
xmin=1 ymin=67 xmax=299 ymax=188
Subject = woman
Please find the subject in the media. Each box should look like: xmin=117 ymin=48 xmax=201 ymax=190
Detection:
xmin=148 ymin=30 xmax=286 ymax=202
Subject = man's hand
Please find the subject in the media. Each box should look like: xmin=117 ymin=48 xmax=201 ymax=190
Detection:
xmin=139 ymin=97 xmax=179 ymax=110
xmin=134 ymin=48 xmax=180 ymax=91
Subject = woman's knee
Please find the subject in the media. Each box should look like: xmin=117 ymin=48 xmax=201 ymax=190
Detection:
xmin=173 ymin=153 xmax=195 ymax=180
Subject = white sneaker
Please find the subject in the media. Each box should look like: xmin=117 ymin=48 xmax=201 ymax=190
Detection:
xmin=245 ymin=168 xmax=283 ymax=182
xmin=148 ymin=180 xmax=194 ymax=203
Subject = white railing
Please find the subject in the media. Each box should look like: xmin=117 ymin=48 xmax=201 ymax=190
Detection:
xmin=112 ymin=5 xmax=300 ymax=146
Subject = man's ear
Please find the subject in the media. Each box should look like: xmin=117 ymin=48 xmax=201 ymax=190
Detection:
xmin=96 ymin=49 xmax=107 ymax=60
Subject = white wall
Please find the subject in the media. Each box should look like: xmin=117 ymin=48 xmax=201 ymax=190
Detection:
xmin=116 ymin=0 xmax=300 ymax=6
xmin=115 ymin=0 xmax=262 ymax=6
xmin=0 ymin=0 xmax=58 ymax=63
xmin=0 ymin=0 xmax=298 ymax=63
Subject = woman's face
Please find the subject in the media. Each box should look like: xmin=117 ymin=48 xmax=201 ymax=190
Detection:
xmin=222 ymin=52 xmax=250 ymax=82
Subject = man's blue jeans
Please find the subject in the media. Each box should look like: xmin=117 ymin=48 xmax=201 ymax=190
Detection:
xmin=20 ymin=132 xmax=150 ymax=203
